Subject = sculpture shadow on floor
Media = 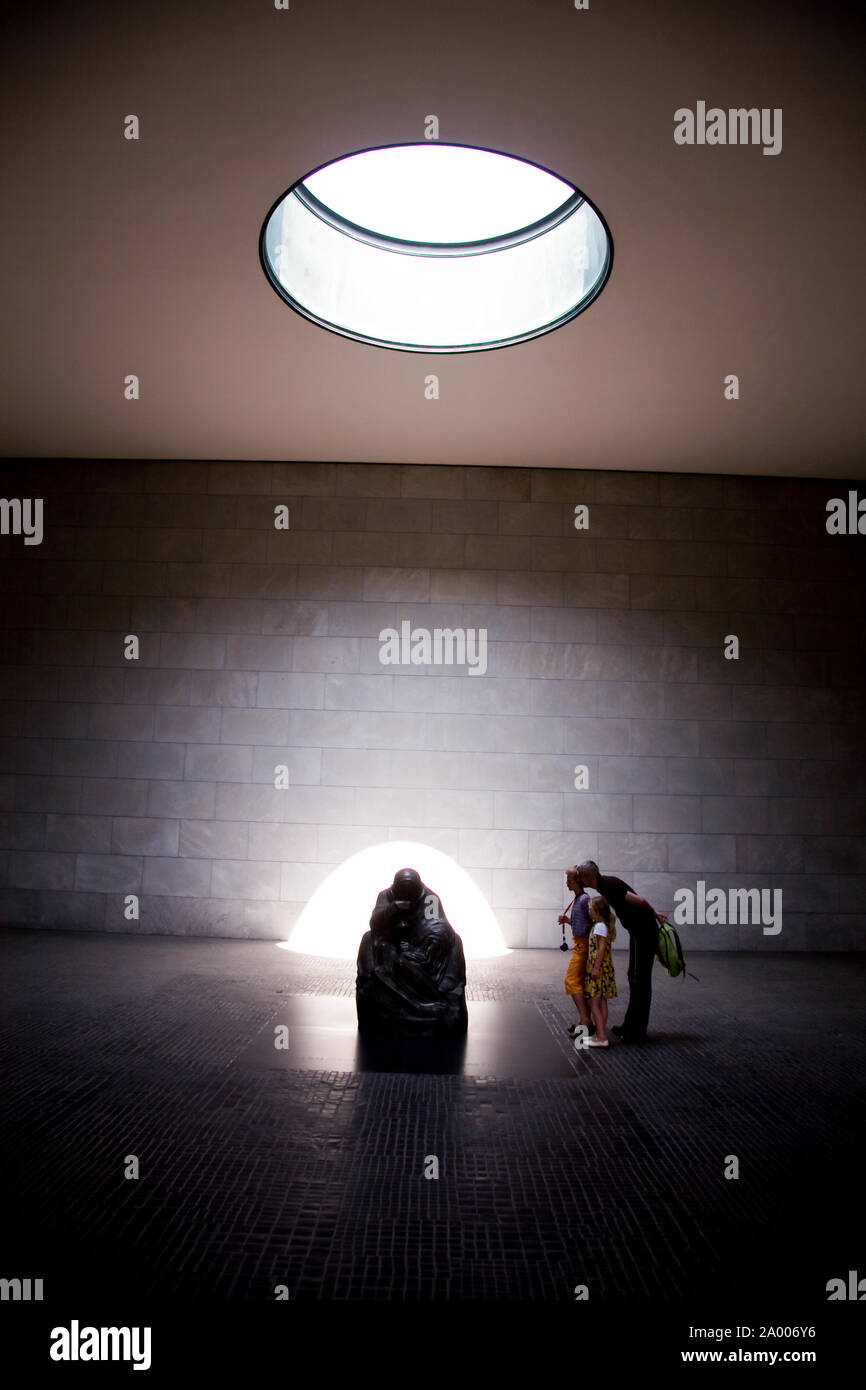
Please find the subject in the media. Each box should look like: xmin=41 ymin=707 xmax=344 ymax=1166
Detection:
xmin=354 ymin=1031 xmax=469 ymax=1075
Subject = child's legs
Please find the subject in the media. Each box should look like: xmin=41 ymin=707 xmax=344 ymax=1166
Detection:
xmin=589 ymin=993 xmax=607 ymax=1040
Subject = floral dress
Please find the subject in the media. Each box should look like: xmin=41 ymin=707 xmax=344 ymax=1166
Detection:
xmin=584 ymin=927 xmax=617 ymax=998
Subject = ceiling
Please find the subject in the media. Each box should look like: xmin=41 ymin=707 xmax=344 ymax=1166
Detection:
xmin=2 ymin=0 xmax=864 ymax=476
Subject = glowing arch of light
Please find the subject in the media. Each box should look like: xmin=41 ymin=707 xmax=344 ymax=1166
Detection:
xmin=280 ymin=840 xmax=510 ymax=961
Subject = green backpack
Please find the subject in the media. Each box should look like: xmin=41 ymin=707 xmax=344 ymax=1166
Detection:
xmin=656 ymin=921 xmax=698 ymax=981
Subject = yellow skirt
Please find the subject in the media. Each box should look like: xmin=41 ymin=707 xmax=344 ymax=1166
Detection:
xmin=564 ymin=938 xmax=588 ymax=995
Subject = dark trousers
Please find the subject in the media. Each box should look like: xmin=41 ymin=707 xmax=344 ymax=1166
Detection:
xmin=622 ymin=926 xmax=656 ymax=1039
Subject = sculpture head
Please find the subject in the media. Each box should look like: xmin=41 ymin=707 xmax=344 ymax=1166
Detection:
xmin=391 ymin=867 xmax=424 ymax=907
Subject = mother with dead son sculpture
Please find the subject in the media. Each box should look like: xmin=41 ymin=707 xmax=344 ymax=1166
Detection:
xmin=356 ymin=867 xmax=468 ymax=1037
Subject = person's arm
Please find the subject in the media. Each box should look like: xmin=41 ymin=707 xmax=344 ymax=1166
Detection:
xmin=624 ymin=890 xmax=668 ymax=925
xmin=590 ymin=930 xmax=607 ymax=978
xmin=437 ymin=932 xmax=466 ymax=998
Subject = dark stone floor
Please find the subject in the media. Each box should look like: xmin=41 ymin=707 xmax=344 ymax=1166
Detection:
xmin=1 ymin=927 xmax=864 ymax=1305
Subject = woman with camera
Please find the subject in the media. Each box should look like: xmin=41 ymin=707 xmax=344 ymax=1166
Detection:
xmin=558 ymin=867 xmax=594 ymax=1041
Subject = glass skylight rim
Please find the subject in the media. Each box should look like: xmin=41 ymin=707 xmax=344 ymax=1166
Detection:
xmin=293 ymin=179 xmax=585 ymax=258
xmin=258 ymin=140 xmax=614 ymax=354
xmin=300 ymin=141 xmax=576 ymax=244
xmin=259 ymin=286 xmax=608 ymax=356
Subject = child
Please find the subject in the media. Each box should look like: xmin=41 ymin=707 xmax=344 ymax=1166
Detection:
xmin=558 ymin=867 xmax=594 ymax=1039
xmin=584 ymin=896 xmax=617 ymax=1047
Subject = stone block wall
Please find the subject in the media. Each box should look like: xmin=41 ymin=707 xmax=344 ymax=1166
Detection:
xmin=0 ymin=459 xmax=864 ymax=951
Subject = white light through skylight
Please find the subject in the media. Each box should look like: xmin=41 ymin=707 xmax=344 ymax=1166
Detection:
xmin=304 ymin=143 xmax=575 ymax=243
xmin=261 ymin=142 xmax=612 ymax=352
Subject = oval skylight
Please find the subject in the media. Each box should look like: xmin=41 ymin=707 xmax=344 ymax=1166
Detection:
xmin=260 ymin=142 xmax=613 ymax=353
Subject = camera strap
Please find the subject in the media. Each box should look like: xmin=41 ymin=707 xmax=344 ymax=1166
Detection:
xmin=561 ymin=897 xmax=576 ymax=939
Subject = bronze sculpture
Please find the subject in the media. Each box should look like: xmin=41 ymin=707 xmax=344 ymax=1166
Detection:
xmin=356 ymin=868 xmax=468 ymax=1036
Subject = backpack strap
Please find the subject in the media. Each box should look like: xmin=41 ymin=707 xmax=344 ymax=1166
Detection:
xmin=670 ymin=924 xmax=700 ymax=982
